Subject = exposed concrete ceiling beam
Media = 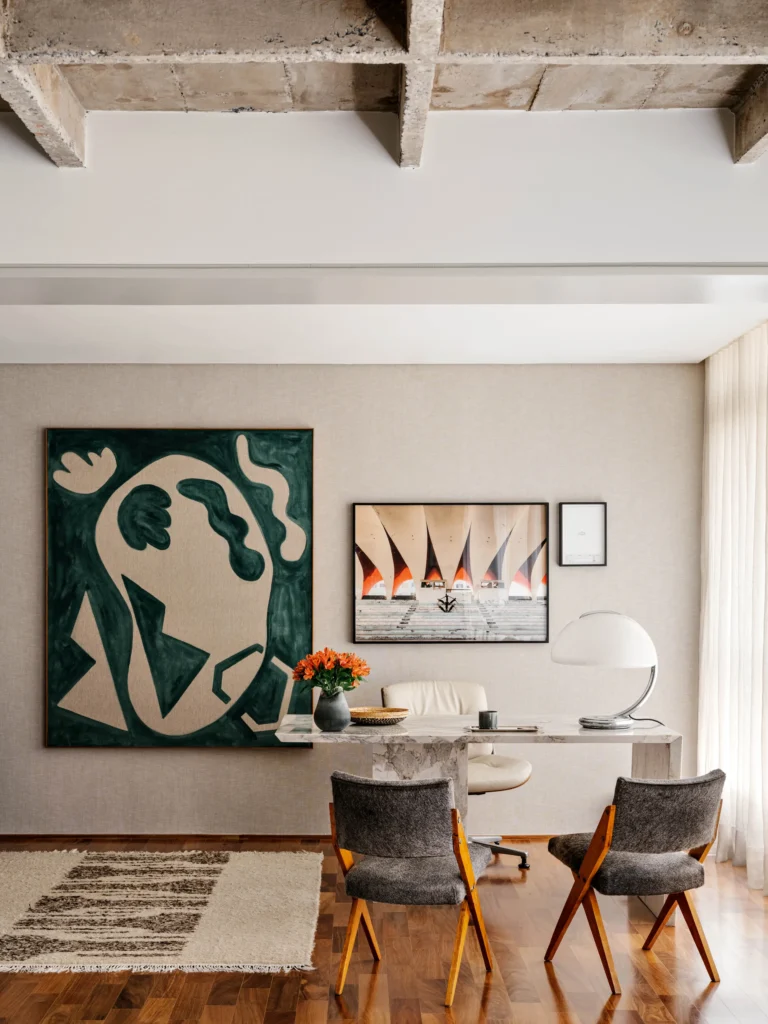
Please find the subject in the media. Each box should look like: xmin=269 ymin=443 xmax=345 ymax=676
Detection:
xmin=440 ymin=0 xmax=768 ymax=64
xmin=0 ymin=2 xmax=85 ymax=165
xmin=0 ymin=58 xmax=85 ymax=166
xmin=6 ymin=0 xmax=768 ymax=72
xmin=438 ymin=54 xmax=768 ymax=66
xmin=399 ymin=63 xmax=437 ymax=167
xmin=399 ymin=0 xmax=444 ymax=167
xmin=10 ymin=49 xmax=408 ymax=67
xmin=8 ymin=1 xmax=768 ymax=67
xmin=4 ymin=0 xmax=406 ymax=65
xmin=8 ymin=51 xmax=768 ymax=67
xmin=734 ymin=71 xmax=768 ymax=163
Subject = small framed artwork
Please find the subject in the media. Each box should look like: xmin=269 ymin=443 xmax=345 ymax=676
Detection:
xmin=354 ymin=503 xmax=549 ymax=643
xmin=559 ymin=502 xmax=607 ymax=566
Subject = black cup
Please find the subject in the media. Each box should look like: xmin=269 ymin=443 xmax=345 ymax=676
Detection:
xmin=478 ymin=710 xmax=498 ymax=730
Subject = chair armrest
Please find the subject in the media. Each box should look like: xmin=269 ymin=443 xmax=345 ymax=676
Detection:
xmin=577 ymin=805 xmax=616 ymax=885
xmin=329 ymin=801 xmax=355 ymax=876
xmin=689 ymin=799 xmax=723 ymax=864
xmin=451 ymin=809 xmax=477 ymax=890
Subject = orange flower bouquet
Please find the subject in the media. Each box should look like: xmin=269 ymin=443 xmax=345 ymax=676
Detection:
xmin=293 ymin=647 xmax=370 ymax=698
xmin=294 ymin=648 xmax=371 ymax=731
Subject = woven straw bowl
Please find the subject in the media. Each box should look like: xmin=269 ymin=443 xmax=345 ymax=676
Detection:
xmin=349 ymin=706 xmax=410 ymax=727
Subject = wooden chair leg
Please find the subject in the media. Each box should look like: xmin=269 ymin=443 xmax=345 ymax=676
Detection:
xmin=336 ymin=898 xmax=363 ymax=995
xmin=466 ymin=888 xmax=493 ymax=972
xmin=360 ymin=901 xmax=381 ymax=961
xmin=545 ymin=874 xmax=587 ymax=962
xmin=445 ymin=900 xmax=471 ymax=1007
xmin=643 ymin=893 xmax=679 ymax=951
xmin=677 ymin=890 xmax=720 ymax=983
xmin=582 ymin=887 xmax=621 ymax=995
xmin=329 ymin=806 xmax=381 ymax=965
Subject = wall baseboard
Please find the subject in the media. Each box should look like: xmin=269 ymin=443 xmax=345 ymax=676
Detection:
xmin=0 ymin=834 xmax=331 ymax=842
xmin=0 ymin=833 xmax=555 ymax=843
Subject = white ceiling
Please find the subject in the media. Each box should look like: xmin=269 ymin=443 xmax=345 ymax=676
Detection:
xmin=1 ymin=303 xmax=766 ymax=363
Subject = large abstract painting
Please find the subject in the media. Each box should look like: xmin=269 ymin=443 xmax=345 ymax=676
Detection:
xmin=354 ymin=504 xmax=548 ymax=643
xmin=46 ymin=429 xmax=313 ymax=747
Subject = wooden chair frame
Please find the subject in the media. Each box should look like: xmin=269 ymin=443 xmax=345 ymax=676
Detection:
xmin=330 ymin=803 xmax=493 ymax=1007
xmin=544 ymin=801 xmax=723 ymax=995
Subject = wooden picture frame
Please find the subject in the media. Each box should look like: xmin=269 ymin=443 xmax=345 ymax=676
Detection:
xmin=46 ymin=427 xmax=313 ymax=748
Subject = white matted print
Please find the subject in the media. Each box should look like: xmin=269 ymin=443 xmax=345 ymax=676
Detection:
xmin=559 ymin=502 xmax=607 ymax=566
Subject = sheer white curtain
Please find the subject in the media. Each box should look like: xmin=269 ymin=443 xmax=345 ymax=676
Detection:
xmin=699 ymin=323 xmax=768 ymax=893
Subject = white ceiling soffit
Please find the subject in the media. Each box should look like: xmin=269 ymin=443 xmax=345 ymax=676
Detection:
xmin=3 ymin=264 xmax=768 ymax=305
xmin=3 ymin=303 xmax=768 ymax=364
xmin=2 ymin=265 xmax=768 ymax=364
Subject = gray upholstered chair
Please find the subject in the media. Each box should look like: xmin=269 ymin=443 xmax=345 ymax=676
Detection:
xmin=545 ymin=769 xmax=725 ymax=995
xmin=381 ymin=680 xmax=533 ymax=868
xmin=329 ymin=770 xmax=494 ymax=1007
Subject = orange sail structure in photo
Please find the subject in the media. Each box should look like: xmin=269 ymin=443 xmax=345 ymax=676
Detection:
xmin=483 ymin=528 xmax=513 ymax=582
xmin=355 ymin=544 xmax=384 ymax=598
xmin=425 ymin=529 xmax=442 ymax=577
xmin=452 ymin=531 xmax=473 ymax=588
xmin=385 ymin=528 xmax=414 ymax=598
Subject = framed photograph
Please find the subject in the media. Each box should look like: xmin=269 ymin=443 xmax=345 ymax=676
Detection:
xmin=46 ymin=428 xmax=313 ymax=747
xmin=558 ymin=502 xmax=607 ymax=566
xmin=353 ymin=503 xmax=548 ymax=643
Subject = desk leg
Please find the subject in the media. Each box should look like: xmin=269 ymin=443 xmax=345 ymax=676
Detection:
xmin=371 ymin=741 xmax=469 ymax=818
xmin=631 ymin=736 xmax=683 ymax=923
xmin=631 ymin=737 xmax=683 ymax=782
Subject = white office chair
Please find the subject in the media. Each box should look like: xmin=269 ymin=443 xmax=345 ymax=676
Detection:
xmin=381 ymin=680 xmax=533 ymax=869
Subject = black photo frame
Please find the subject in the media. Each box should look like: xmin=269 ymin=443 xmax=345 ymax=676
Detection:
xmin=353 ymin=502 xmax=549 ymax=644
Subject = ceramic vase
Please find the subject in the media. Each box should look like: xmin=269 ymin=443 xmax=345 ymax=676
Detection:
xmin=313 ymin=691 xmax=351 ymax=732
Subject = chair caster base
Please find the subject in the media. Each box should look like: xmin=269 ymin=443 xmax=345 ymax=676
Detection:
xmin=472 ymin=836 xmax=530 ymax=869
xmin=490 ymin=845 xmax=530 ymax=869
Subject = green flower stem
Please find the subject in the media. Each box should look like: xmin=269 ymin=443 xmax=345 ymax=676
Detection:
xmin=302 ymin=667 xmax=364 ymax=699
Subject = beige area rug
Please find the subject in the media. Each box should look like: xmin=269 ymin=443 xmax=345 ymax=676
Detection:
xmin=0 ymin=850 xmax=322 ymax=973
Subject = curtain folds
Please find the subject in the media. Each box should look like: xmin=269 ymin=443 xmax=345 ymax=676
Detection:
xmin=699 ymin=323 xmax=768 ymax=893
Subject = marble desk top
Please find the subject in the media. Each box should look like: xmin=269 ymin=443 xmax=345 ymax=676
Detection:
xmin=275 ymin=714 xmax=682 ymax=745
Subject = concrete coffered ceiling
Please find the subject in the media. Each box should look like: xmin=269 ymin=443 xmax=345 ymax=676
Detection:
xmin=2 ymin=0 xmax=768 ymax=169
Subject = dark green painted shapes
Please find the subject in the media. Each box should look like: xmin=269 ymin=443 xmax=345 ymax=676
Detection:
xmin=177 ymin=478 xmax=265 ymax=581
xmin=118 ymin=484 xmax=172 ymax=551
xmin=123 ymin=576 xmax=209 ymax=718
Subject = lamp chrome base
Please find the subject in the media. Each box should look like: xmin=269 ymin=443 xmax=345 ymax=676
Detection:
xmin=578 ymin=665 xmax=658 ymax=730
xmin=579 ymin=715 xmax=634 ymax=730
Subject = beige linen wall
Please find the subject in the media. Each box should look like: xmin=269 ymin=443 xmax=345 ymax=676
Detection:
xmin=0 ymin=364 xmax=702 ymax=836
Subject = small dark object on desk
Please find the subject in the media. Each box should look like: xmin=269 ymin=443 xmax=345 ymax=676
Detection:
xmin=470 ymin=724 xmax=540 ymax=733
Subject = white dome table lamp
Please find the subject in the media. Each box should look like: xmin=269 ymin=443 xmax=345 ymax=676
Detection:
xmin=551 ymin=611 xmax=658 ymax=730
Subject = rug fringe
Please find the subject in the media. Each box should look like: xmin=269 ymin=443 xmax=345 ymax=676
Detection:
xmin=0 ymin=962 xmax=314 ymax=973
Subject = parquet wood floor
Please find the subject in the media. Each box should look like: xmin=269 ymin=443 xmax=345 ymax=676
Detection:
xmin=0 ymin=836 xmax=765 ymax=1024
